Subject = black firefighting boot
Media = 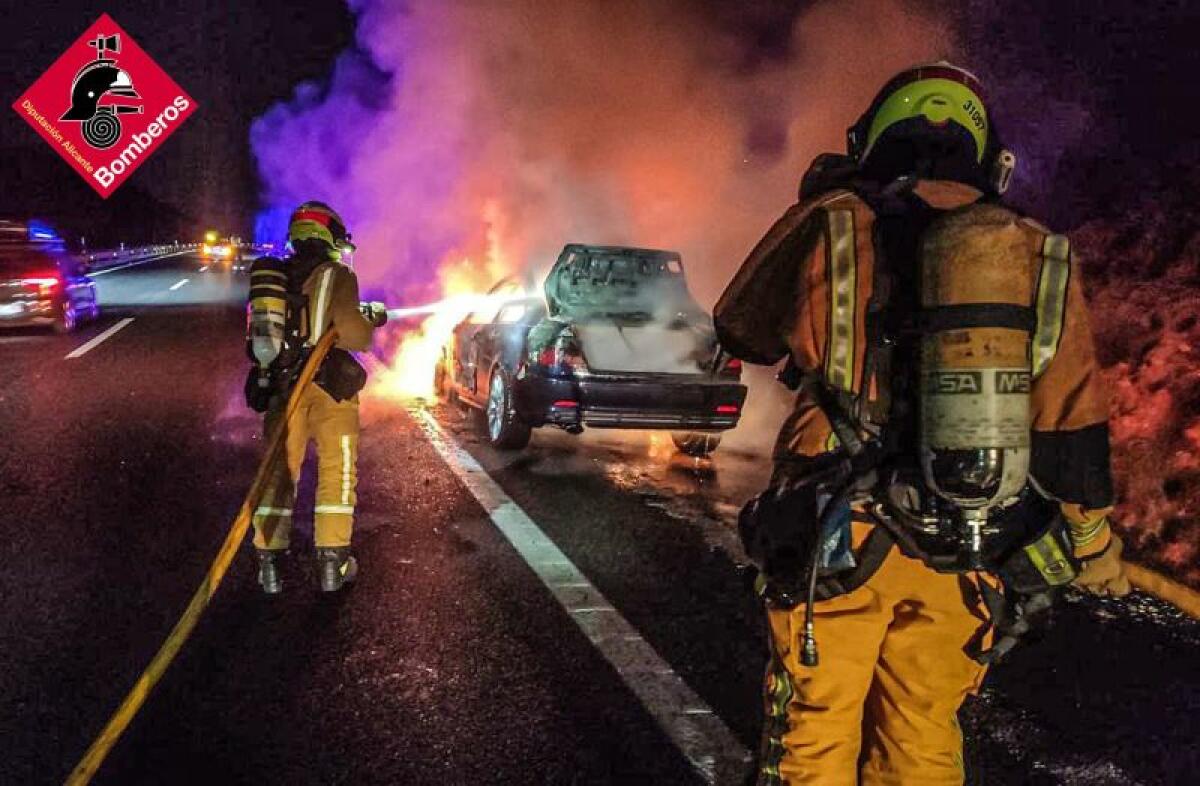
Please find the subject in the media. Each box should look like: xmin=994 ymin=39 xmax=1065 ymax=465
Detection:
xmin=256 ymin=548 xmax=285 ymax=595
xmin=317 ymin=547 xmax=358 ymax=593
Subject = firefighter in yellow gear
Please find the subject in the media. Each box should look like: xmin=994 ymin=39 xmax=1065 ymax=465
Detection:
xmin=247 ymin=201 xmax=386 ymax=593
xmin=715 ymin=63 xmax=1129 ymax=785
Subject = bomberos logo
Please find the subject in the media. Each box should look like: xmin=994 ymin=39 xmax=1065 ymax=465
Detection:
xmin=12 ymin=13 xmax=197 ymax=198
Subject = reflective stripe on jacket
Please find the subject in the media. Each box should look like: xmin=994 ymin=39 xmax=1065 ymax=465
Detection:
xmin=303 ymin=261 xmax=375 ymax=352
xmin=713 ymin=178 xmax=1115 ymax=556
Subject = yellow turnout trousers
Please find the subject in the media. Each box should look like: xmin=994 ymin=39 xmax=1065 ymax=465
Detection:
xmin=757 ymin=524 xmax=991 ymax=786
xmin=252 ymin=383 xmax=360 ymax=550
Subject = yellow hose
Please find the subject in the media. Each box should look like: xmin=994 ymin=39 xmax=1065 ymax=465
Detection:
xmin=64 ymin=332 xmax=337 ymax=785
xmin=58 ymin=332 xmax=1197 ymax=783
xmin=1125 ymin=561 xmax=1200 ymax=621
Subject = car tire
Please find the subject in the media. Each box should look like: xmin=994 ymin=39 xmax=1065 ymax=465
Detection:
xmin=671 ymin=431 xmax=721 ymax=457
xmin=484 ymin=367 xmax=532 ymax=450
xmin=53 ymin=301 xmax=78 ymax=334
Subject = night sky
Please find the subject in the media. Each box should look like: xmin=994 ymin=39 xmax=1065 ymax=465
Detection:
xmin=2 ymin=1 xmax=1197 ymax=246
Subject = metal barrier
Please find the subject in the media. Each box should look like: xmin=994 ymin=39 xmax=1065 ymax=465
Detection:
xmin=83 ymin=243 xmax=200 ymax=272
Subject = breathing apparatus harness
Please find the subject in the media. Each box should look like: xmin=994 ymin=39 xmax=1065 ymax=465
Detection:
xmin=746 ymin=171 xmax=1078 ymax=666
xmin=245 ymin=203 xmax=370 ymax=411
xmin=244 ymin=252 xmax=328 ymax=412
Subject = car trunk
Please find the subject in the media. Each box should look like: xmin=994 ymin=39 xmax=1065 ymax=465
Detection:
xmin=538 ymin=244 xmax=716 ymax=376
xmin=572 ymin=319 xmax=711 ymax=375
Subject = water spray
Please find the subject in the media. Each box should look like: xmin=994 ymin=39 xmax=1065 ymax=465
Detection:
xmin=385 ymin=291 xmax=532 ymax=321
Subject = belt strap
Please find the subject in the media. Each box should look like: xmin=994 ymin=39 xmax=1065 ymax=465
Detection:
xmin=916 ymin=302 xmax=1037 ymax=333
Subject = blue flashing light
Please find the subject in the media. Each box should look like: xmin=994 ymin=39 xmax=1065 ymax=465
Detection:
xmin=27 ymin=219 xmax=61 ymax=243
xmin=254 ymin=206 xmax=292 ymax=250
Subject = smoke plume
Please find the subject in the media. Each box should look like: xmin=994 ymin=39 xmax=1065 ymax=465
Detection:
xmin=253 ymin=0 xmax=951 ymax=428
xmin=254 ymin=0 xmax=949 ymax=300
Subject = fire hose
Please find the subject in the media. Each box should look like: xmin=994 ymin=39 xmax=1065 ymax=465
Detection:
xmin=64 ymin=331 xmax=337 ymax=786
xmin=1125 ymin=561 xmax=1200 ymax=620
xmin=60 ymin=321 xmax=1198 ymax=781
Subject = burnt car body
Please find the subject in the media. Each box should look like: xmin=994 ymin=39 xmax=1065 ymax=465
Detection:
xmin=437 ymin=244 xmax=747 ymax=453
xmin=0 ymin=222 xmax=99 ymax=333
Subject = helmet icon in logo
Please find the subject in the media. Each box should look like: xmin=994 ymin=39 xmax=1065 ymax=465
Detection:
xmin=59 ymin=34 xmax=143 ymax=150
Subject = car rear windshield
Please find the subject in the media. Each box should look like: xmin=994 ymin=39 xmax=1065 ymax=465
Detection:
xmin=545 ymin=249 xmax=695 ymax=319
xmin=0 ymin=251 xmax=60 ymax=275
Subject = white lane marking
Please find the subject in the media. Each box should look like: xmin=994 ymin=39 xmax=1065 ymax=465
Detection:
xmin=412 ymin=406 xmax=750 ymax=783
xmin=168 ymin=278 xmax=190 ymax=291
xmin=64 ymin=317 xmax=135 ymax=359
xmin=88 ymin=249 xmax=192 ymax=277
xmin=199 ymin=265 xmax=209 ymax=272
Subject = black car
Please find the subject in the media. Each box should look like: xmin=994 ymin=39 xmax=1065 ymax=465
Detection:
xmin=436 ymin=244 xmax=747 ymax=455
xmin=0 ymin=222 xmax=99 ymax=333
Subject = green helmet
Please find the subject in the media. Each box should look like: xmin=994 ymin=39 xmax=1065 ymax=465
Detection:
xmin=848 ymin=62 xmax=1015 ymax=192
xmin=288 ymin=201 xmax=355 ymax=260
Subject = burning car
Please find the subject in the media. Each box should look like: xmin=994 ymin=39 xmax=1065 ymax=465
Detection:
xmin=435 ymin=244 xmax=747 ymax=454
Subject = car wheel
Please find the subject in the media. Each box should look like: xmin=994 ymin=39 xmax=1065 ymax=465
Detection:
xmin=485 ymin=368 xmax=532 ymax=450
xmin=53 ymin=301 xmax=78 ymax=334
xmin=671 ymin=431 xmax=721 ymax=457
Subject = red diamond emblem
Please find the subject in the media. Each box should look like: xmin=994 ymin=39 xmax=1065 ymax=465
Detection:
xmin=12 ymin=14 xmax=198 ymax=198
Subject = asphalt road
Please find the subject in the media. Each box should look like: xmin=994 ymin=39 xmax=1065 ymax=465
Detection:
xmin=0 ymin=253 xmax=1196 ymax=785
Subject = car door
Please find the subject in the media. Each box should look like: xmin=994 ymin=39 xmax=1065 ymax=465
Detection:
xmin=469 ymin=320 xmax=494 ymax=396
xmin=456 ymin=315 xmax=490 ymax=400
xmin=460 ymin=299 xmax=507 ymax=397
xmin=490 ymin=301 xmax=534 ymax=373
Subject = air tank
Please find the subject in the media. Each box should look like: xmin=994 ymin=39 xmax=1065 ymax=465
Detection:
xmin=917 ymin=205 xmax=1033 ymax=521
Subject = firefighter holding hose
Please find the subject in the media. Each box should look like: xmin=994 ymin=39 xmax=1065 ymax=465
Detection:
xmin=244 ymin=201 xmax=387 ymax=594
xmin=715 ymin=63 xmax=1129 ymax=785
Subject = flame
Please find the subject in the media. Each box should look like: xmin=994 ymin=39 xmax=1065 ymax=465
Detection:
xmin=370 ymin=201 xmax=525 ymax=401
xmin=647 ymin=432 xmax=674 ymax=461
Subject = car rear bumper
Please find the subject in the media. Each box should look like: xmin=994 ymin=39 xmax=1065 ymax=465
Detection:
xmin=515 ymin=370 xmax=747 ymax=431
xmin=0 ymin=298 xmax=56 ymax=326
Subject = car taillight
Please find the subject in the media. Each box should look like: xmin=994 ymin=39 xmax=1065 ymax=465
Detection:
xmin=720 ymin=357 xmax=743 ymax=379
xmin=715 ymin=404 xmax=740 ymax=414
xmin=535 ymin=332 xmax=588 ymax=375
xmin=22 ymin=276 xmax=60 ymax=298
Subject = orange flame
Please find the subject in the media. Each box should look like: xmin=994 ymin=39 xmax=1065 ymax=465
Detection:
xmin=370 ymin=201 xmax=523 ymax=401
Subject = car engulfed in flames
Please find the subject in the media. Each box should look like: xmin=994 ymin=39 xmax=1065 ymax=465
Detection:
xmin=434 ymin=244 xmax=747 ymax=455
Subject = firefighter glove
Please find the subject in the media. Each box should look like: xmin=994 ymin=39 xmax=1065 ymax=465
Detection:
xmin=1072 ymin=533 xmax=1131 ymax=597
